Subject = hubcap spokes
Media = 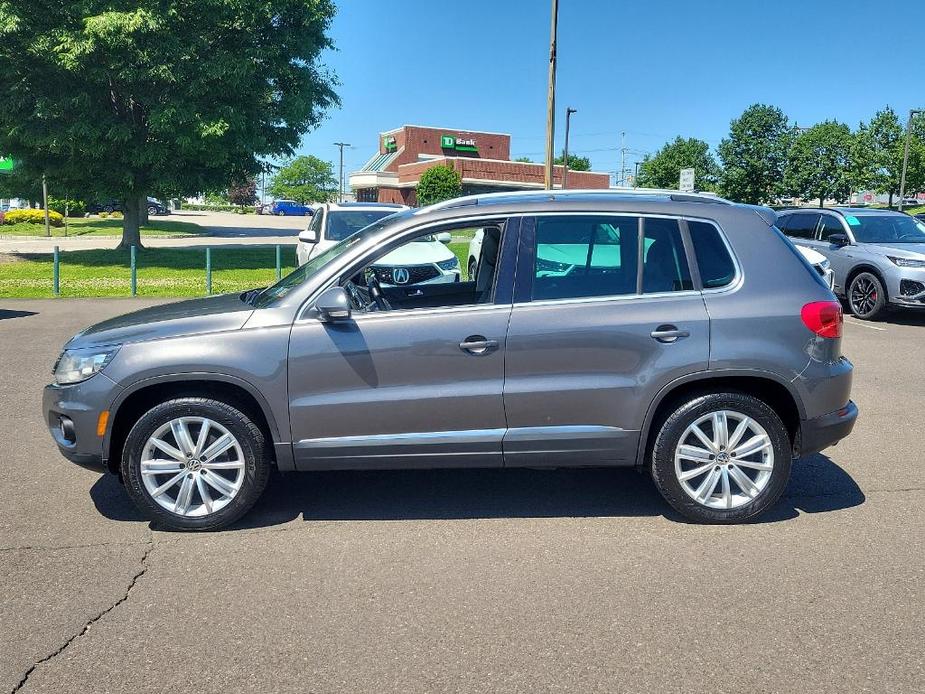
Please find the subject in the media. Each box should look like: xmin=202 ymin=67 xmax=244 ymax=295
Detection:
xmin=141 ymin=417 xmax=245 ymax=517
xmin=851 ymin=278 xmax=877 ymax=315
xmin=674 ymin=410 xmax=774 ymax=510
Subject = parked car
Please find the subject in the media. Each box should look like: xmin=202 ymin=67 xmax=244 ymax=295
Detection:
xmin=777 ymin=207 xmax=925 ymax=319
xmin=297 ymin=202 xmax=457 ymax=288
xmin=88 ymin=198 xmax=169 ymax=216
xmin=44 ymin=190 xmax=856 ymax=530
xmin=270 ymin=199 xmax=313 ymax=216
xmin=793 ymin=245 xmax=835 ymax=290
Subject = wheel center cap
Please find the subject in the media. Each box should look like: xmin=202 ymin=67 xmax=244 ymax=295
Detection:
xmin=716 ymin=452 xmax=730 ymax=464
xmin=186 ymin=458 xmax=202 ymax=471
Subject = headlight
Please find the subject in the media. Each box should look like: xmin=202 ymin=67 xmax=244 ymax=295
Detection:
xmin=437 ymin=257 xmax=460 ymax=271
xmin=53 ymin=347 xmax=120 ymax=385
xmin=818 ymin=258 xmax=831 ymax=270
xmin=889 ymin=256 xmax=925 ymax=268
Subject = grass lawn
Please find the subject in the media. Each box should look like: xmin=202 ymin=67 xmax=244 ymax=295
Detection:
xmin=0 ymin=217 xmax=207 ymax=238
xmin=0 ymin=246 xmax=297 ymax=298
xmin=0 ymin=240 xmax=476 ymax=299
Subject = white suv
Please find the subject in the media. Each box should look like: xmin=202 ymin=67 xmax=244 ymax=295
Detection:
xmin=298 ymin=202 xmax=461 ymax=286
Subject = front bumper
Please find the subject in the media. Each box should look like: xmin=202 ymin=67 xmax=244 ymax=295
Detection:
xmin=887 ymin=265 xmax=925 ymax=307
xmin=798 ymin=400 xmax=858 ymax=457
xmin=42 ymin=374 xmax=121 ymax=472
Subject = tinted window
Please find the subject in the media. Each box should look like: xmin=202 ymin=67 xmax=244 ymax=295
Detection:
xmin=532 ymin=216 xmax=639 ymax=300
xmin=326 ymin=210 xmax=397 ymax=241
xmin=818 ymin=215 xmax=846 ymax=241
xmin=688 ymin=221 xmax=736 ymax=289
xmin=784 ymin=213 xmax=820 ymax=240
xmin=642 ymin=218 xmax=693 ymax=293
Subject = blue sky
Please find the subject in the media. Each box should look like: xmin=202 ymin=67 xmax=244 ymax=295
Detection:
xmin=298 ymin=0 xmax=922 ymax=181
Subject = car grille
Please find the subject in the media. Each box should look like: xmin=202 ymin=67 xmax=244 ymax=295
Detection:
xmin=370 ymin=264 xmax=440 ymax=285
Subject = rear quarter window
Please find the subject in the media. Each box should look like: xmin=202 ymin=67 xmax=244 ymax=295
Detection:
xmin=688 ymin=221 xmax=736 ymax=289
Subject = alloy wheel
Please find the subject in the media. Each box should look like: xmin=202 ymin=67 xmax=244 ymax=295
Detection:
xmin=850 ymin=276 xmax=879 ymax=317
xmin=140 ymin=417 xmax=245 ymax=517
xmin=674 ymin=410 xmax=775 ymax=510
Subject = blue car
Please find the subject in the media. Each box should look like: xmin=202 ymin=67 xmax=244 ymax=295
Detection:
xmin=270 ymin=199 xmax=313 ymax=216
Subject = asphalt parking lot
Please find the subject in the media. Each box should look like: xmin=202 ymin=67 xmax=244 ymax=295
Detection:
xmin=1 ymin=300 xmax=923 ymax=693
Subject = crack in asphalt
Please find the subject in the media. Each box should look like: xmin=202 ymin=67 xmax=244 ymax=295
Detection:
xmin=9 ymin=535 xmax=154 ymax=694
xmin=0 ymin=540 xmax=149 ymax=554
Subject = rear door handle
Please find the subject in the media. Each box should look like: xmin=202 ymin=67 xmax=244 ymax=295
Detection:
xmin=459 ymin=335 xmax=499 ymax=355
xmin=650 ymin=325 xmax=690 ymax=343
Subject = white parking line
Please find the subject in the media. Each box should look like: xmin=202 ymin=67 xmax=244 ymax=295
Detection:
xmin=844 ymin=317 xmax=887 ymax=331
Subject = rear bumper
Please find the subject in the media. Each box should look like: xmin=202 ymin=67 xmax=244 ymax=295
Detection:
xmin=798 ymin=400 xmax=858 ymax=457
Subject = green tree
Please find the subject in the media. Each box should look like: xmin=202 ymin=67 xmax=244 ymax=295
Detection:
xmin=853 ymin=107 xmax=925 ymax=206
xmin=514 ymin=156 xmax=534 ymax=163
xmin=416 ymin=165 xmax=462 ymax=207
xmin=0 ymin=1 xmax=338 ymax=248
xmin=718 ymin=104 xmax=792 ymax=204
xmin=784 ymin=121 xmax=855 ymax=207
xmin=636 ymin=137 xmax=720 ymax=191
xmin=269 ymin=155 xmax=337 ymax=204
xmin=554 ymin=153 xmax=591 ymax=171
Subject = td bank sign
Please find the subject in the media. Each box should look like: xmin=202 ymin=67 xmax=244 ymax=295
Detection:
xmin=441 ymin=135 xmax=477 ymax=153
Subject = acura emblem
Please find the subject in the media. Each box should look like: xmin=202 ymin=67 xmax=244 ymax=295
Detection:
xmin=392 ymin=267 xmax=410 ymax=285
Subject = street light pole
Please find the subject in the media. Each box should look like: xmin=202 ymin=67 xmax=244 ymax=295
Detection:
xmin=333 ymin=142 xmax=351 ymax=203
xmin=562 ymin=106 xmax=577 ymax=189
xmin=42 ymin=174 xmax=50 ymax=237
xmin=544 ymin=0 xmax=559 ymax=190
xmin=634 ymin=161 xmax=641 ymax=188
xmin=898 ymin=109 xmax=921 ymax=212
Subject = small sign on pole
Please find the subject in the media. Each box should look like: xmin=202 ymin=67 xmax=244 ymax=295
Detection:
xmin=679 ymin=168 xmax=696 ymax=193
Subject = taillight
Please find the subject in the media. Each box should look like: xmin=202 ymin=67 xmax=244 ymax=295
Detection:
xmin=801 ymin=301 xmax=843 ymax=338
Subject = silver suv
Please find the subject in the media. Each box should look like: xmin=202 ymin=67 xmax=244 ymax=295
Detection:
xmin=777 ymin=207 xmax=925 ymax=320
xmin=44 ymin=191 xmax=857 ymax=530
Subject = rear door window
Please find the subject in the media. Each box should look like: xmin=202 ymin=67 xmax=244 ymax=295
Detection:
xmin=642 ymin=218 xmax=693 ymax=293
xmin=532 ymin=216 xmax=639 ymax=300
xmin=783 ymin=213 xmax=821 ymax=240
xmin=688 ymin=221 xmax=736 ymax=289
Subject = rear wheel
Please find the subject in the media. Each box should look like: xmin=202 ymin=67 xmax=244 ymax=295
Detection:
xmin=650 ymin=392 xmax=791 ymax=523
xmin=121 ymin=397 xmax=270 ymax=531
xmin=848 ymin=271 xmax=886 ymax=320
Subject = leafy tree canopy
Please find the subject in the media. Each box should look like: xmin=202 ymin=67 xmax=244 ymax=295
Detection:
xmin=268 ymin=155 xmax=336 ymax=204
xmin=228 ymin=178 xmax=258 ymax=208
xmin=0 ymin=1 xmax=339 ymax=246
xmin=416 ymin=165 xmax=462 ymax=207
xmin=853 ymin=107 xmax=925 ymax=204
xmin=718 ymin=104 xmax=792 ymax=204
xmin=784 ymin=121 xmax=855 ymax=206
xmin=554 ymin=153 xmax=591 ymax=171
xmin=636 ymin=137 xmax=720 ymax=191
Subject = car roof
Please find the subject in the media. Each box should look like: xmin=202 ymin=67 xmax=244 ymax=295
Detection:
xmin=778 ymin=207 xmax=907 ymax=218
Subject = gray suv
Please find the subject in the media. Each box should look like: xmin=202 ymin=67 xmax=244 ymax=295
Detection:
xmin=44 ymin=191 xmax=857 ymax=530
xmin=777 ymin=207 xmax=925 ymax=320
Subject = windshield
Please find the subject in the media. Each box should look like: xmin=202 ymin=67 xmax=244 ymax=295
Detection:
xmin=848 ymin=214 xmax=925 ymax=244
xmin=253 ymin=213 xmax=406 ymax=307
xmin=326 ymin=210 xmax=398 ymax=241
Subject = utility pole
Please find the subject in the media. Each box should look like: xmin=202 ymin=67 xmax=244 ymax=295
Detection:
xmin=544 ymin=0 xmax=559 ymax=190
xmin=634 ymin=161 xmax=641 ymax=188
xmin=899 ymin=109 xmax=921 ymax=212
xmin=619 ymin=131 xmax=626 ymax=187
xmin=562 ymin=106 xmax=577 ymax=189
xmin=334 ymin=142 xmax=351 ymax=203
xmin=42 ymin=174 xmax=50 ymax=237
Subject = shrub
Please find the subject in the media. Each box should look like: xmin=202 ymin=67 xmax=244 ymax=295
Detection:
xmin=0 ymin=211 xmax=4 ymax=225
xmin=48 ymin=197 xmax=87 ymax=218
xmin=4 ymin=208 xmax=65 ymax=227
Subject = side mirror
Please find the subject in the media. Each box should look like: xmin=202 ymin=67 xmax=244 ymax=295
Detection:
xmin=436 ymin=231 xmax=452 ymax=244
xmin=829 ymin=233 xmax=849 ymax=247
xmin=299 ymin=228 xmax=319 ymax=244
xmin=314 ymin=286 xmax=351 ymax=323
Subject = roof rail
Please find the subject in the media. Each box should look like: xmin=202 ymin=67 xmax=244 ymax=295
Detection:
xmin=417 ymin=187 xmax=732 ymax=213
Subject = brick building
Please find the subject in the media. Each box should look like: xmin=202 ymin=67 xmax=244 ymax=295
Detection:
xmin=349 ymin=125 xmax=610 ymax=206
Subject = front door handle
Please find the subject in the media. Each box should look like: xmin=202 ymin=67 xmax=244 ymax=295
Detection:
xmin=650 ymin=325 xmax=690 ymax=343
xmin=459 ymin=335 xmax=499 ymax=355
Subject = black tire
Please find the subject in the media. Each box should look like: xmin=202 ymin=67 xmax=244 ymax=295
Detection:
xmin=121 ymin=397 xmax=271 ymax=531
xmin=468 ymin=258 xmax=477 ymax=282
xmin=650 ymin=392 xmax=792 ymax=524
xmin=147 ymin=205 xmax=158 ymax=216
xmin=848 ymin=271 xmax=887 ymax=320
xmin=103 ymin=205 xmax=115 ymax=214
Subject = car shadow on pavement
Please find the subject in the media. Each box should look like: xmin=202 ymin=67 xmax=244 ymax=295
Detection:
xmin=89 ymin=452 xmax=865 ymax=529
xmin=0 ymin=309 xmax=37 ymax=320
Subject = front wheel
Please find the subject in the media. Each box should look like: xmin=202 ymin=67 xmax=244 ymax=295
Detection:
xmin=650 ymin=392 xmax=791 ymax=523
xmin=147 ymin=205 xmax=158 ymax=216
xmin=848 ymin=271 xmax=886 ymax=320
xmin=121 ymin=398 xmax=271 ymax=531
